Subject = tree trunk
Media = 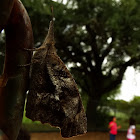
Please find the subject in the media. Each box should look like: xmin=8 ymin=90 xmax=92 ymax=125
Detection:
xmin=86 ymin=97 xmax=99 ymax=131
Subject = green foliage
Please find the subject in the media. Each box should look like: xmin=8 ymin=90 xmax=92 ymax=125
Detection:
xmin=1 ymin=0 xmax=140 ymax=130
xmin=22 ymin=106 xmax=59 ymax=132
xmin=7 ymin=0 xmax=140 ymax=101
xmin=22 ymin=123 xmax=59 ymax=132
xmin=106 ymin=96 xmax=140 ymax=129
xmin=114 ymin=96 xmax=140 ymax=124
xmin=20 ymin=0 xmax=140 ymax=129
xmin=129 ymin=96 xmax=140 ymax=123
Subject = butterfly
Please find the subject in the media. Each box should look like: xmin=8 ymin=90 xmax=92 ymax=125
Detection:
xmin=26 ymin=20 xmax=87 ymax=138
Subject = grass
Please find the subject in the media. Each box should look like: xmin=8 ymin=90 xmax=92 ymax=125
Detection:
xmin=22 ymin=123 xmax=59 ymax=132
xmin=22 ymin=108 xmax=59 ymax=132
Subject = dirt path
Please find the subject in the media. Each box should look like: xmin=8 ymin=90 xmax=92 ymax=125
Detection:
xmin=31 ymin=131 xmax=140 ymax=140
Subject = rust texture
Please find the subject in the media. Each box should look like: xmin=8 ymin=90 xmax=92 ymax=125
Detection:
xmin=0 ymin=0 xmax=15 ymax=32
xmin=26 ymin=21 xmax=87 ymax=138
xmin=0 ymin=0 xmax=33 ymax=139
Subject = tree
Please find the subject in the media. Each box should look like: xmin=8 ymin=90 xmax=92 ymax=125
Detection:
xmin=20 ymin=0 xmax=140 ymax=129
xmin=129 ymin=96 xmax=140 ymax=123
xmin=1 ymin=0 xmax=140 ymax=131
xmin=109 ymin=97 xmax=140 ymax=125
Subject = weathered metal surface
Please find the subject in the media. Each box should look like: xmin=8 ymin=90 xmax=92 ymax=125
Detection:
xmin=0 ymin=0 xmax=15 ymax=32
xmin=26 ymin=21 xmax=87 ymax=138
xmin=0 ymin=0 xmax=33 ymax=139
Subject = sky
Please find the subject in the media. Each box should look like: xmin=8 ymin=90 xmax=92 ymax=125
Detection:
xmin=115 ymin=66 xmax=140 ymax=101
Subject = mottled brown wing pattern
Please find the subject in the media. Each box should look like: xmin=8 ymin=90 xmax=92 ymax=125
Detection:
xmin=46 ymin=53 xmax=87 ymax=137
xmin=26 ymin=20 xmax=87 ymax=138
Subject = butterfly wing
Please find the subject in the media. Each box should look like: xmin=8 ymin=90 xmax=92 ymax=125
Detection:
xmin=26 ymin=51 xmax=87 ymax=137
xmin=46 ymin=54 xmax=87 ymax=137
xmin=26 ymin=20 xmax=87 ymax=138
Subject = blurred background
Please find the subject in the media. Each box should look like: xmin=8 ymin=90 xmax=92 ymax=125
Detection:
xmin=0 ymin=0 xmax=140 ymax=139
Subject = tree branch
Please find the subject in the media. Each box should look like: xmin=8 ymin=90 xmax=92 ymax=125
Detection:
xmin=103 ymin=55 xmax=140 ymax=94
xmin=86 ymin=24 xmax=100 ymax=63
xmin=102 ymin=66 xmax=126 ymax=95
xmin=110 ymin=55 xmax=140 ymax=73
xmin=101 ymin=34 xmax=115 ymax=62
